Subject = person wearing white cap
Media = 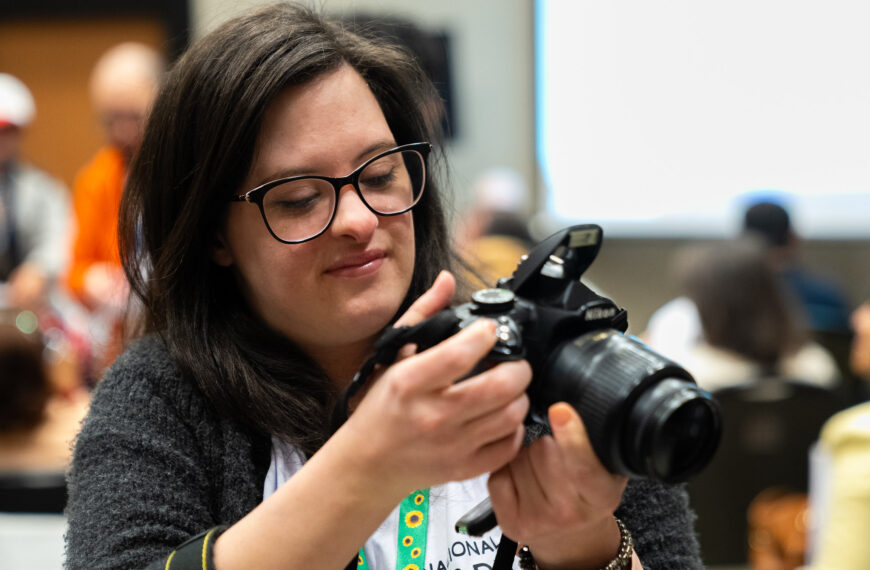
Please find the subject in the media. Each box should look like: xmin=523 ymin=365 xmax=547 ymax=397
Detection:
xmin=0 ymin=73 xmax=71 ymax=310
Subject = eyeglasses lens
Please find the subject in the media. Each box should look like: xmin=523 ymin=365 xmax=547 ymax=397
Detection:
xmin=262 ymin=149 xmax=425 ymax=243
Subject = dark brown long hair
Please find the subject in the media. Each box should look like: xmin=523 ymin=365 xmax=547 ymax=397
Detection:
xmin=681 ymin=237 xmax=806 ymax=370
xmin=120 ymin=3 xmax=458 ymax=455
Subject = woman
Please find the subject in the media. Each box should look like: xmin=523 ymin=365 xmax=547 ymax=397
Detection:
xmin=677 ymin=237 xmax=839 ymax=391
xmin=65 ymin=4 xmax=701 ymax=569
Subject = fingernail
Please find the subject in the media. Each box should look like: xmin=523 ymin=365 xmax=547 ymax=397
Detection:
xmin=549 ymin=404 xmax=573 ymax=429
xmin=466 ymin=318 xmax=496 ymax=338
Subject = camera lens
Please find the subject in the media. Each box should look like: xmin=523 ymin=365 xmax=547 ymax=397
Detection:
xmin=627 ymin=378 xmax=721 ymax=482
xmin=536 ymin=330 xmax=721 ymax=482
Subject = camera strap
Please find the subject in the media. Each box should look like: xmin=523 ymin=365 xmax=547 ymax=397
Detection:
xmin=330 ymin=310 xmax=460 ymax=432
xmin=332 ymin=310 xmax=521 ymax=570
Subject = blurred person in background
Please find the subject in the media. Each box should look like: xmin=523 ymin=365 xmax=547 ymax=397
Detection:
xmin=676 ymin=238 xmax=840 ymax=569
xmin=806 ymin=301 xmax=870 ymax=569
xmin=0 ymin=322 xmax=89 ymax=472
xmin=743 ymin=200 xmax=852 ymax=335
xmin=0 ymin=73 xmax=71 ymax=312
xmin=850 ymin=302 xmax=870 ymax=378
xmin=645 ymin=199 xmax=854 ymax=367
xmin=66 ymin=42 xmax=164 ymax=375
xmin=455 ymin=167 xmax=534 ymax=288
xmin=656 ymin=237 xmax=840 ymax=392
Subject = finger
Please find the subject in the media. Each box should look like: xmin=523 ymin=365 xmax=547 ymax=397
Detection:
xmin=394 ymin=270 xmax=455 ymax=328
xmin=396 ymin=318 xmax=498 ymax=390
xmin=548 ymin=403 xmax=592 ymax=456
xmin=450 ymin=425 xmax=525 ymax=483
xmin=444 ymin=359 xmax=531 ymax=418
xmin=487 ymin=463 xmax=520 ymax=535
xmin=525 ymin=435 xmax=571 ymax=506
xmin=464 ymin=424 xmax=524 ymax=479
xmin=508 ymin=446 xmax=548 ymax=511
xmin=548 ymin=403 xmax=627 ymax=504
xmin=396 ymin=343 xmax=418 ymax=361
xmin=460 ymin=389 xmax=530 ymax=446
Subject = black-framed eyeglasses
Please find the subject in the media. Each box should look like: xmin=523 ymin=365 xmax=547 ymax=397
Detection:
xmin=231 ymin=142 xmax=431 ymax=244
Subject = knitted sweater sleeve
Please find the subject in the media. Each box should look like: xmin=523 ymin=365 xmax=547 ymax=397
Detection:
xmin=616 ymin=479 xmax=703 ymax=569
xmin=64 ymin=337 xmax=262 ymax=570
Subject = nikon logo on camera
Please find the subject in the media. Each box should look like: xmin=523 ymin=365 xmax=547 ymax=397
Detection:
xmin=585 ymin=306 xmax=617 ymax=321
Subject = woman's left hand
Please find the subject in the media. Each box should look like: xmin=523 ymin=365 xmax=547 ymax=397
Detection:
xmin=487 ymin=402 xmax=628 ymax=569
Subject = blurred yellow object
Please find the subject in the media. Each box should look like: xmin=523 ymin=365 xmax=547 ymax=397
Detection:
xmin=808 ymin=402 xmax=870 ymax=569
xmin=464 ymin=235 xmax=528 ymax=290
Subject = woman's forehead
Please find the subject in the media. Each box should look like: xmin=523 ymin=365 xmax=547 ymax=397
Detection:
xmin=248 ymin=66 xmax=395 ymax=183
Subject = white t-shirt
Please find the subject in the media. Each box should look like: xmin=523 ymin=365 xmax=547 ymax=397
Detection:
xmin=264 ymin=436 xmax=521 ymax=570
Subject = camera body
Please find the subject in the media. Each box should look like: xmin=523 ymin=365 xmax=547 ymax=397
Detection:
xmin=422 ymin=224 xmax=721 ymax=483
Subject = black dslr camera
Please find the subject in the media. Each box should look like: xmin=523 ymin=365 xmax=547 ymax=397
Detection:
xmin=336 ymin=224 xmax=721 ymax=533
xmin=448 ymin=224 xmax=722 ymax=535
xmin=442 ymin=224 xmax=722 ymax=484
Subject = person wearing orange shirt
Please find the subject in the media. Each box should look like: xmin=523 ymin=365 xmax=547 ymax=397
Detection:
xmin=67 ymin=42 xmax=163 ymax=373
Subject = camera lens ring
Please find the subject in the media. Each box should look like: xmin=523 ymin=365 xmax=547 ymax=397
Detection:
xmin=629 ymin=379 xmax=722 ymax=483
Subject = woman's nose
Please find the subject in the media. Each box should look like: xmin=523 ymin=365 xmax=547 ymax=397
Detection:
xmin=329 ymin=185 xmax=378 ymax=241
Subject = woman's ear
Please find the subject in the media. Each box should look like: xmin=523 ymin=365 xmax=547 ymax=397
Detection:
xmin=211 ymin=232 xmax=234 ymax=267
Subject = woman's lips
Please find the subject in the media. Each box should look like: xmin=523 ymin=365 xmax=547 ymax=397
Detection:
xmin=325 ymin=249 xmax=387 ymax=277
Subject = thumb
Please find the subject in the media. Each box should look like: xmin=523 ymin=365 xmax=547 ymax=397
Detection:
xmin=394 ymin=270 xmax=455 ymax=328
xmin=548 ymin=402 xmax=586 ymax=449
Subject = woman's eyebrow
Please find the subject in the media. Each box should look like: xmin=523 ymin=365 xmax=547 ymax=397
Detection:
xmin=252 ymin=140 xmax=398 ymax=188
xmin=353 ymin=140 xmax=396 ymax=163
xmin=252 ymin=165 xmax=312 ymax=188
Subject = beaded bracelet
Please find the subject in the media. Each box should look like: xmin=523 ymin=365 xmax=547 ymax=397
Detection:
xmin=518 ymin=516 xmax=634 ymax=570
xmin=603 ymin=517 xmax=634 ymax=570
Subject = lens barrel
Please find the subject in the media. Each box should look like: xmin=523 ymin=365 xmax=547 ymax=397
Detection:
xmin=537 ymin=330 xmax=721 ymax=482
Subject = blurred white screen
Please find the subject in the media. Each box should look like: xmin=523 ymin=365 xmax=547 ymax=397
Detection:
xmin=536 ymin=0 xmax=870 ymax=238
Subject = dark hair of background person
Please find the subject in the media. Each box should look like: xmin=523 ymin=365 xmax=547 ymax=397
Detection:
xmin=743 ymin=201 xmax=792 ymax=248
xmin=119 ymin=3 xmax=461 ymax=456
xmin=680 ymin=237 xmax=807 ymax=371
xmin=0 ymin=323 xmax=50 ymax=432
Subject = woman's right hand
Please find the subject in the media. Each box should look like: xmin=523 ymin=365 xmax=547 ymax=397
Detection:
xmin=340 ymin=270 xmax=532 ymax=495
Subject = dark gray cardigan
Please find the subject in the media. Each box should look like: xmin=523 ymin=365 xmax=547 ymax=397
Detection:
xmin=65 ymin=336 xmax=703 ymax=569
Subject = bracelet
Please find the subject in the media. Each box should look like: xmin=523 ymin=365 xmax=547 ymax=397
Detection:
xmin=603 ymin=517 xmax=634 ymax=570
xmin=518 ymin=545 xmax=536 ymax=570
xmin=518 ymin=516 xmax=634 ymax=570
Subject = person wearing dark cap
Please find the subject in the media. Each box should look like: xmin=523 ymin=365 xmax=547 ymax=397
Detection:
xmin=743 ymin=200 xmax=851 ymax=334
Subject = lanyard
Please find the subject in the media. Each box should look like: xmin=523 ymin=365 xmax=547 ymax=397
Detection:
xmin=357 ymin=488 xmax=430 ymax=570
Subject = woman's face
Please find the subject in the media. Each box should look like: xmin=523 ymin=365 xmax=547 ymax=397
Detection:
xmin=214 ymin=65 xmax=416 ymax=377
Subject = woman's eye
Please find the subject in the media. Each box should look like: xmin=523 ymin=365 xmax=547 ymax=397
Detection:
xmin=267 ymin=183 xmax=325 ymax=214
xmin=361 ymin=167 xmax=397 ymax=189
xmin=276 ymin=194 xmax=319 ymax=210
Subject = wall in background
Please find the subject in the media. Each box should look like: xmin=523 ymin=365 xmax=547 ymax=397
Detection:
xmin=0 ymin=0 xmax=186 ymax=190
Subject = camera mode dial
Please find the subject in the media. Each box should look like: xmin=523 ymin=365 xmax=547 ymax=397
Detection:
xmin=470 ymin=288 xmax=516 ymax=313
